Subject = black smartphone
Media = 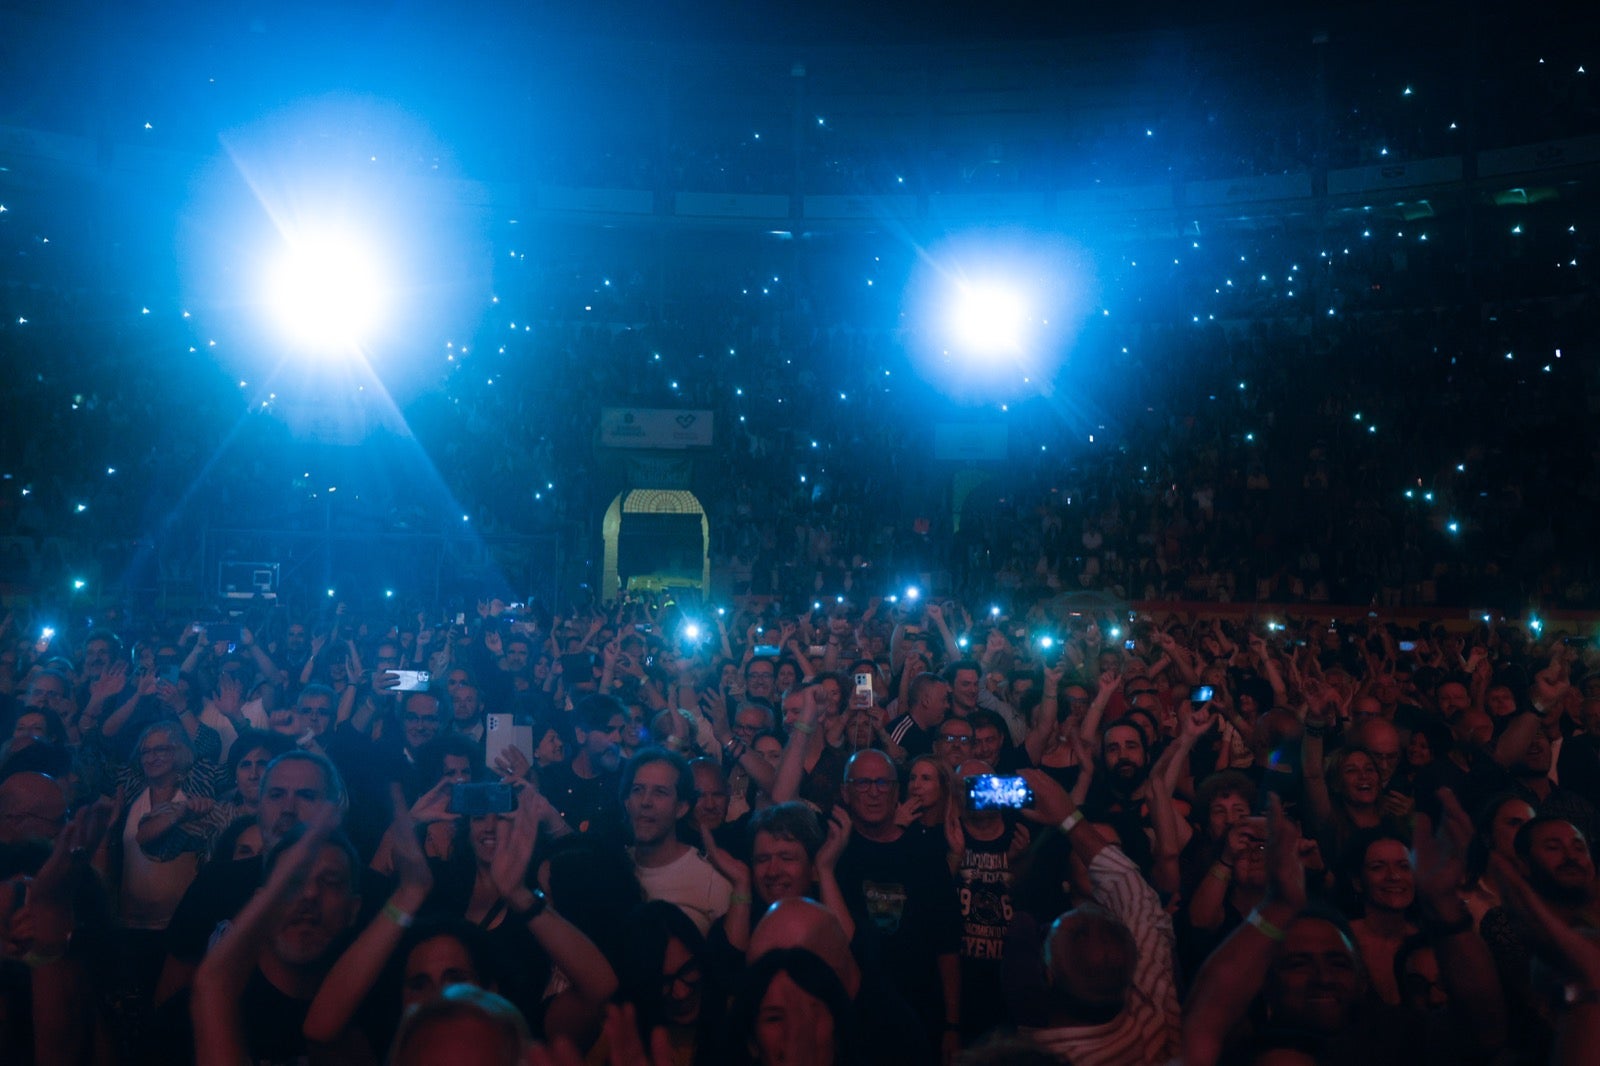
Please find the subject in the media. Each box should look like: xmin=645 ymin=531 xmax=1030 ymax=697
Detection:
xmin=449 ymin=782 xmax=517 ymax=817
xmin=209 ymin=623 xmax=241 ymax=643
xmin=963 ymin=774 xmax=1034 ymax=812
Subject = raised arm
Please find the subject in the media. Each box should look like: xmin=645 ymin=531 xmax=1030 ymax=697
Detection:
xmin=23 ymin=800 xmax=113 ymax=1066
xmin=1413 ymin=789 xmax=1506 ymax=1055
xmin=1078 ymin=668 xmax=1118 ymax=749
xmin=1298 ymin=687 xmax=1335 ymax=833
xmin=490 ymin=786 xmax=618 ymax=1035
xmin=303 ymin=797 xmax=435 ymax=1046
xmin=194 ymin=807 xmax=340 ymax=1066
xmin=1182 ymin=796 xmax=1305 ymax=1066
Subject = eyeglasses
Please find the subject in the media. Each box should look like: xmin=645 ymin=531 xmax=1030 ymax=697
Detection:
xmin=939 ymin=734 xmax=973 ymax=745
xmin=847 ymin=777 xmax=896 ymax=793
xmin=140 ymin=744 xmax=177 ymax=758
xmin=661 ymin=958 xmax=702 ymax=994
xmin=403 ymin=714 xmax=441 ymax=726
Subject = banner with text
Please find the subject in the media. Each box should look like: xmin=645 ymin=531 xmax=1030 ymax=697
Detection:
xmin=599 ymin=408 xmax=714 ymax=449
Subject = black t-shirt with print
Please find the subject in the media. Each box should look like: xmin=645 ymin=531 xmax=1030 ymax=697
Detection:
xmin=834 ymin=830 xmax=961 ymax=1029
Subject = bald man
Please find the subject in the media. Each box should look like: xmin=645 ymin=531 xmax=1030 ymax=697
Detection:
xmin=834 ymin=749 xmax=962 ymax=1044
xmin=748 ymin=899 xmax=930 ymax=1066
xmin=0 ymin=771 xmax=68 ymax=845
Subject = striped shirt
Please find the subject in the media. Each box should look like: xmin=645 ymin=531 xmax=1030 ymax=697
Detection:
xmin=1026 ymin=846 xmax=1181 ymax=1066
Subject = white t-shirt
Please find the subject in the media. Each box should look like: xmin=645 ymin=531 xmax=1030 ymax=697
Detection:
xmin=120 ymin=788 xmax=201 ymax=930
xmin=634 ymin=847 xmax=733 ymax=936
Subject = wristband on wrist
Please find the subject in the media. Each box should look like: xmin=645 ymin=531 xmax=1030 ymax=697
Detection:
xmin=22 ymin=949 xmax=66 ymax=968
xmin=382 ymin=901 xmax=415 ymax=928
xmin=1059 ymin=809 xmax=1085 ymax=834
xmin=791 ymin=721 xmax=816 ymax=735
xmin=1208 ymin=862 xmax=1234 ymax=883
xmin=1246 ymin=909 xmax=1286 ymax=942
xmin=729 ymin=893 xmax=753 ymax=906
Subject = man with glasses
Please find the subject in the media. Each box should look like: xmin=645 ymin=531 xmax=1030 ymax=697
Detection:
xmin=22 ymin=668 xmax=75 ymax=729
xmin=834 ymin=749 xmax=962 ymax=1052
xmin=745 ymin=659 xmax=778 ymax=706
xmin=933 ymin=716 xmax=975 ymax=774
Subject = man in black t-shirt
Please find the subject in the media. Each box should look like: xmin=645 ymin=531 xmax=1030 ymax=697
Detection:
xmin=148 ymin=828 xmax=366 ymax=1066
xmin=833 ymin=749 xmax=962 ymax=1056
xmin=539 ymin=694 xmax=626 ymax=841
xmin=156 ymin=751 xmax=350 ymax=1006
xmin=886 ymin=673 xmax=951 ymax=761
xmin=950 ymin=758 xmax=1024 ymax=1041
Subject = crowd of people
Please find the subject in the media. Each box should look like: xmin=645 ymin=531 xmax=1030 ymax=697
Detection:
xmin=3 ymin=592 xmax=1600 ymax=1064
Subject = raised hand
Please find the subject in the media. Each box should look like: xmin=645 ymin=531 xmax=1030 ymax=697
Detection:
xmin=90 ymin=660 xmax=128 ymax=702
xmin=1007 ymin=823 xmax=1033 ymax=861
xmin=23 ymin=797 xmax=114 ymax=954
xmin=214 ymin=671 xmax=243 ymax=718
xmin=493 ymin=745 xmax=533 ymax=781
xmin=1411 ymin=788 xmax=1471 ymax=909
xmin=698 ymin=821 xmax=751 ymax=895
xmin=1263 ymin=795 xmax=1306 ymax=909
xmin=1182 ymin=701 xmax=1219 ymax=740
xmin=409 ymin=779 xmax=458 ymax=825
xmin=817 ymin=806 xmax=851 ymax=872
xmin=387 ymin=786 xmax=435 ymax=904
xmin=487 ymin=783 xmax=538 ymax=902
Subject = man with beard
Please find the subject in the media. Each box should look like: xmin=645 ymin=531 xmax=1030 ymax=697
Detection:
xmin=1480 ymin=815 xmax=1600 ymax=1045
xmin=541 ymin=694 xmax=627 ymax=841
xmin=189 ymin=818 xmax=364 ymax=1066
xmin=1081 ymin=722 xmax=1156 ymax=869
xmin=156 ymin=751 xmax=350 ymax=1006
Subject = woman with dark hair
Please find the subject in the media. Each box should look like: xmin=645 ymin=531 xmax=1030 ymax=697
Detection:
xmin=210 ymin=729 xmax=292 ymax=837
xmin=5 ymin=707 xmax=70 ymax=753
xmin=726 ymin=948 xmax=857 ymax=1066
xmin=1344 ymin=828 xmax=1417 ymax=1006
xmin=537 ymin=836 xmax=645 ymax=967
xmin=612 ymin=900 xmax=726 ymax=1064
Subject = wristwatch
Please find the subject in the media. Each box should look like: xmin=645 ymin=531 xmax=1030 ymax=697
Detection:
xmin=510 ymin=888 xmax=549 ymax=924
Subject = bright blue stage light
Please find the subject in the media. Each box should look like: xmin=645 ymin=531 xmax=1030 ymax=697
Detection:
xmin=264 ymin=228 xmax=389 ymax=350
xmin=903 ymin=229 xmax=1095 ymax=405
xmin=950 ymin=283 xmax=1029 ymax=355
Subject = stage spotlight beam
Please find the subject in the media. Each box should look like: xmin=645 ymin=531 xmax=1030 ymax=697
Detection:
xmin=950 ymin=282 xmax=1028 ymax=357
xmin=264 ymin=229 xmax=389 ymax=351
